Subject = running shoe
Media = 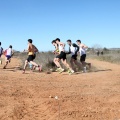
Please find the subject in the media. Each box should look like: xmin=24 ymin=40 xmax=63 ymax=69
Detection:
xmin=22 ymin=69 xmax=25 ymax=74
xmin=67 ymin=69 xmax=71 ymax=73
xmin=55 ymin=68 xmax=61 ymax=72
xmin=69 ymin=70 xmax=75 ymax=75
xmin=59 ymin=68 xmax=64 ymax=73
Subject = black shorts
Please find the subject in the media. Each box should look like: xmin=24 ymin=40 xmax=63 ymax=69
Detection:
xmin=33 ymin=54 xmax=36 ymax=60
xmin=71 ymin=55 xmax=77 ymax=60
xmin=80 ymin=54 xmax=86 ymax=62
xmin=6 ymin=55 xmax=11 ymax=60
xmin=56 ymin=51 xmax=66 ymax=60
xmin=27 ymin=55 xmax=35 ymax=62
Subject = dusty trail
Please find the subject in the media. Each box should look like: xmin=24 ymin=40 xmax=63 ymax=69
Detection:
xmin=0 ymin=57 xmax=120 ymax=120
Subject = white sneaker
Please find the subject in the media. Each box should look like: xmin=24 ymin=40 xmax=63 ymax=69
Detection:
xmin=83 ymin=67 xmax=87 ymax=73
xmin=69 ymin=70 xmax=75 ymax=75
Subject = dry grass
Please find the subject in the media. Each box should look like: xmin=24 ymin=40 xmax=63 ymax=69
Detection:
xmin=13 ymin=52 xmax=56 ymax=71
xmin=88 ymin=50 xmax=120 ymax=64
xmin=13 ymin=51 xmax=98 ymax=72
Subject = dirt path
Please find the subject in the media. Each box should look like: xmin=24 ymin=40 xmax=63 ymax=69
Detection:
xmin=0 ymin=57 xmax=120 ymax=120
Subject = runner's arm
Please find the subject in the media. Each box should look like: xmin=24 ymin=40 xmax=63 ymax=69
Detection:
xmin=81 ymin=44 xmax=88 ymax=49
xmin=34 ymin=45 xmax=39 ymax=52
xmin=11 ymin=50 xmax=14 ymax=57
xmin=27 ymin=44 xmax=30 ymax=51
xmin=59 ymin=42 xmax=65 ymax=48
xmin=54 ymin=44 xmax=58 ymax=51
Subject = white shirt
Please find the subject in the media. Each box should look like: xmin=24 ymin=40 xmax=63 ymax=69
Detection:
xmin=70 ymin=45 xmax=77 ymax=55
xmin=79 ymin=47 xmax=86 ymax=56
xmin=6 ymin=48 xmax=12 ymax=56
xmin=59 ymin=44 xmax=65 ymax=52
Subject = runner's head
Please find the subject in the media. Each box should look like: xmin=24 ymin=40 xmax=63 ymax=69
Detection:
xmin=0 ymin=42 xmax=1 ymax=46
xmin=67 ymin=39 xmax=72 ymax=46
xmin=55 ymin=38 xmax=60 ymax=44
xmin=9 ymin=45 xmax=12 ymax=48
xmin=76 ymin=40 xmax=81 ymax=45
xmin=51 ymin=40 xmax=56 ymax=46
xmin=28 ymin=39 xmax=33 ymax=44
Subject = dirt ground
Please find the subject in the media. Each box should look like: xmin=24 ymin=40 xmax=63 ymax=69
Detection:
xmin=0 ymin=57 xmax=120 ymax=120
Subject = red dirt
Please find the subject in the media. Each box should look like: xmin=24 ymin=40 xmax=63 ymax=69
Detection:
xmin=0 ymin=57 xmax=120 ymax=120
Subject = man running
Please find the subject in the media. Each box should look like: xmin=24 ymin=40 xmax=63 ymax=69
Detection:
xmin=76 ymin=40 xmax=91 ymax=72
xmin=23 ymin=39 xmax=41 ymax=74
xmin=3 ymin=45 xmax=13 ymax=69
xmin=29 ymin=45 xmax=39 ymax=71
xmin=51 ymin=40 xmax=62 ymax=72
xmin=66 ymin=39 xmax=82 ymax=71
xmin=55 ymin=38 xmax=74 ymax=74
xmin=0 ymin=42 xmax=3 ymax=64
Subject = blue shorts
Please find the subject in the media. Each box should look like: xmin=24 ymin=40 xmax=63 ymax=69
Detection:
xmin=6 ymin=55 xmax=11 ymax=60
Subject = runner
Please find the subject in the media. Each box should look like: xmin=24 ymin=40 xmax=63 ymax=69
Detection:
xmin=66 ymin=39 xmax=82 ymax=71
xmin=23 ymin=39 xmax=41 ymax=74
xmin=76 ymin=40 xmax=91 ymax=72
xmin=29 ymin=45 xmax=39 ymax=71
xmin=51 ymin=40 xmax=62 ymax=72
xmin=3 ymin=45 xmax=13 ymax=69
xmin=55 ymin=38 xmax=74 ymax=74
xmin=0 ymin=42 xmax=3 ymax=64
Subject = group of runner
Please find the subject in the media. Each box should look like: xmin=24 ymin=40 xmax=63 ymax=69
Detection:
xmin=0 ymin=38 xmax=91 ymax=74
xmin=52 ymin=38 xmax=91 ymax=74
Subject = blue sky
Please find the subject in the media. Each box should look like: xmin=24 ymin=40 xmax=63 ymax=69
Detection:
xmin=0 ymin=0 xmax=120 ymax=51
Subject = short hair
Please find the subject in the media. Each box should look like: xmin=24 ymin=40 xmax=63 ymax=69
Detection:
xmin=76 ymin=40 xmax=81 ymax=43
xmin=0 ymin=42 xmax=1 ymax=45
xmin=51 ymin=40 xmax=56 ymax=44
xmin=28 ymin=39 xmax=33 ymax=43
xmin=9 ymin=45 xmax=12 ymax=48
xmin=67 ymin=39 xmax=71 ymax=43
xmin=55 ymin=38 xmax=60 ymax=42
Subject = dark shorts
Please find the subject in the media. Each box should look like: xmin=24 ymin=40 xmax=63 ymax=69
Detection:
xmin=80 ymin=54 xmax=86 ymax=62
xmin=6 ymin=55 xmax=11 ymax=60
xmin=56 ymin=51 xmax=66 ymax=60
xmin=33 ymin=54 xmax=36 ymax=60
xmin=27 ymin=55 xmax=35 ymax=62
xmin=71 ymin=55 xmax=77 ymax=60
xmin=0 ymin=54 xmax=1 ymax=57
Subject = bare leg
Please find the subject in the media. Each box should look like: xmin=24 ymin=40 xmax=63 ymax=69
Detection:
xmin=82 ymin=61 xmax=91 ymax=69
xmin=70 ymin=58 xmax=74 ymax=69
xmin=29 ymin=61 xmax=39 ymax=67
xmin=61 ymin=59 xmax=74 ymax=72
xmin=54 ymin=58 xmax=62 ymax=69
xmin=23 ymin=60 xmax=28 ymax=70
xmin=32 ymin=66 xmax=36 ymax=70
xmin=74 ymin=60 xmax=82 ymax=68
xmin=3 ymin=57 xmax=9 ymax=69
xmin=29 ymin=61 xmax=42 ymax=72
